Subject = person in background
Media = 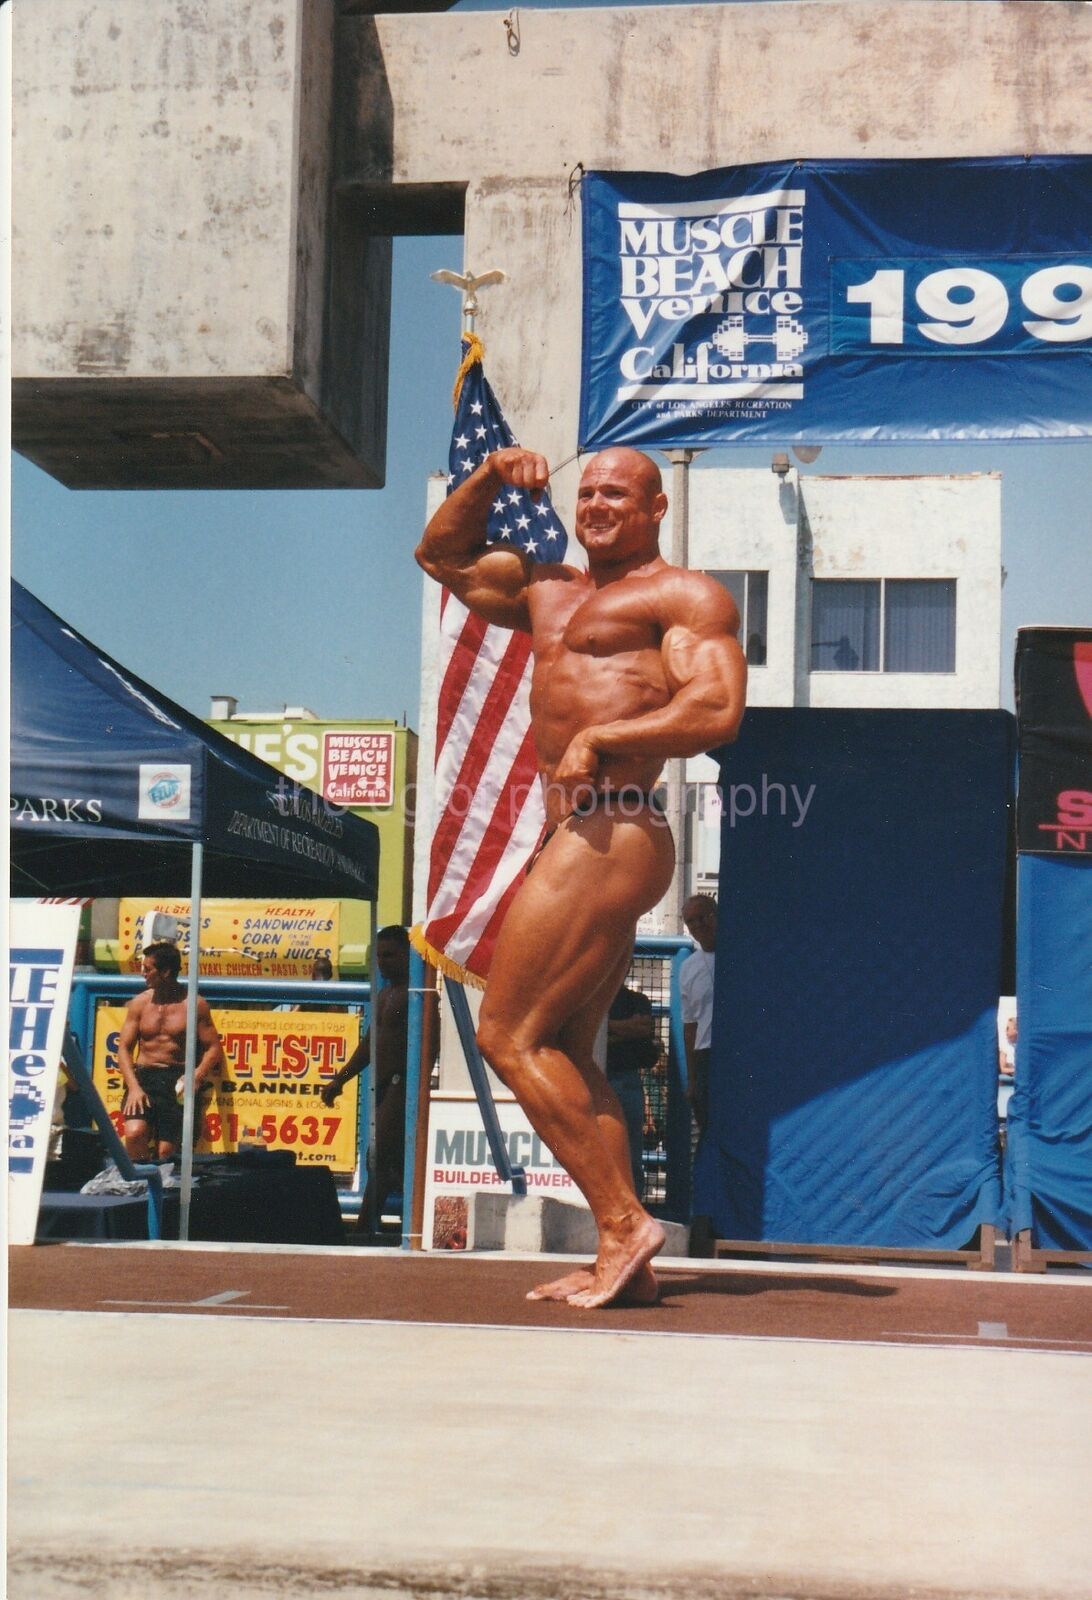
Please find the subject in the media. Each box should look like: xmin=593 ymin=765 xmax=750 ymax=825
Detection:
xmin=117 ymin=941 xmax=223 ymax=1161
xmin=680 ymin=895 xmax=718 ymax=1137
xmin=321 ymin=926 xmax=438 ymax=1235
xmin=605 ymin=982 xmax=659 ymax=1191
xmin=999 ymin=1009 xmax=1017 ymax=1077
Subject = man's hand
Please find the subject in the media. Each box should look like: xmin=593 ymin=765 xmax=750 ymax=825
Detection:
xmin=487 ymin=447 xmax=550 ymax=496
xmin=320 ymin=1074 xmax=343 ymax=1108
xmin=415 ymin=447 xmax=549 ymax=632
xmin=553 ymin=730 xmax=601 ymax=805
xmin=122 ymin=1085 xmax=149 ymax=1118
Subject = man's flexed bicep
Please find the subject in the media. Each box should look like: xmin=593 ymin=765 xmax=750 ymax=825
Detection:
xmin=415 ymin=448 xmax=549 ymax=632
xmin=659 ymin=575 xmax=748 ymax=752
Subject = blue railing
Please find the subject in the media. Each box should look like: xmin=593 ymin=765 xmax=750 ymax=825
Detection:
xmin=67 ymin=939 xmax=695 ymax=1243
xmin=67 ymin=972 xmax=374 ymax=1213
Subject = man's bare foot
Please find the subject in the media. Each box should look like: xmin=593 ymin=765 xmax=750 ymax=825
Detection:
xmin=566 ymin=1213 xmax=666 ymax=1309
xmin=527 ymin=1261 xmax=659 ymax=1305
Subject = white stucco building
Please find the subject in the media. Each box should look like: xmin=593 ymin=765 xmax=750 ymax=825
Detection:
xmin=675 ymin=462 xmax=1003 ymax=899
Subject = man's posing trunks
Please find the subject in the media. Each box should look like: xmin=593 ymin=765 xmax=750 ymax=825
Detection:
xmin=117 ymin=940 xmax=224 ymax=1161
xmin=416 ymin=445 xmax=746 ymax=1307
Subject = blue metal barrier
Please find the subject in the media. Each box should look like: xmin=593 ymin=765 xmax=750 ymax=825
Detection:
xmin=401 ymin=950 xmax=426 ymax=1249
xmin=66 ymin=944 xmax=695 ymax=1240
xmin=664 ymin=944 xmax=695 ymax=1222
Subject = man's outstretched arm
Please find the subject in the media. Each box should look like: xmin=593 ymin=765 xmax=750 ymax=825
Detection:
xmin=320 ymin=1034 xmax=369 ymax=1107
xmin=415 ymin=448 xmax=549 ymax=631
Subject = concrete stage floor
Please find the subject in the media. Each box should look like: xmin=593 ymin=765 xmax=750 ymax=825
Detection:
xmin=8 ymin=1244 xmax=1092 ymax=1600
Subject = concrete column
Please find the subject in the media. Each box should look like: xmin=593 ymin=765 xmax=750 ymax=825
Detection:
xmin=12 ymin=0 xmax=391 ymax=488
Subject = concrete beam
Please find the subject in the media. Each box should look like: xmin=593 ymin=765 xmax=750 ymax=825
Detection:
xmin=362 ymin=0 xmax=1090 ymax=502
xmin=372 ymin=2 xmax=1088 ymax=181
xmin=12 ymin=2 xmax=1087 ymax=490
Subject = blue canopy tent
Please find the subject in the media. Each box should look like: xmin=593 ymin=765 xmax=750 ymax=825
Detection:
xmin=10 ymin=580 xmax=381 ymax=1235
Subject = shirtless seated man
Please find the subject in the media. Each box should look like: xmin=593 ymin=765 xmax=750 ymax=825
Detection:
xmin=117 ymin=940 xmax=224 ymax=1162
xmin=416 ymin=444 xmax=746 ymax=1308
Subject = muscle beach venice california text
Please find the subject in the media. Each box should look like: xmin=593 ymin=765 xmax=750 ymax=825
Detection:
xmin=614 ymin=184 xmax=806 ymax=416
xmin=579 ymin=157 xmax=1092 ymax=448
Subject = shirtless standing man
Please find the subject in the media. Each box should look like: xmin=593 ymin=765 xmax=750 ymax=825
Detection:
xmin=416 ymin=445 xmax=746 ymax=1308
xmin=320 ymin=925 xmax=438 ymax=1233
xmin=117 ymin=941 xmax=224 ymax=1162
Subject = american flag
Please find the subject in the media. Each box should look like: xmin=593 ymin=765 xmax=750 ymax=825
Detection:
xmin=413 ymin=335 xmax=568 ymax=987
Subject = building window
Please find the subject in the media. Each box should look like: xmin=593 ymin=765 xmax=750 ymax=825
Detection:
xmin=810 ymin=578 xmax=956 ymax=673
xmin=706 ymin=570 xmax=768 ymax=665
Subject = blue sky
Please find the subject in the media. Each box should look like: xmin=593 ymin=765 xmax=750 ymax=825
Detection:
xmin=11 ymin=3 xmax=1091 ymax=723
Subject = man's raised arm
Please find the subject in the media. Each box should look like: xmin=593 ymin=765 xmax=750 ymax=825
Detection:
xmin=415 ymin=448 xmax=550 ymax=631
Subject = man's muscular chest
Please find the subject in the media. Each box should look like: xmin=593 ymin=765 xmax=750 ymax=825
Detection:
xmin=139 ymin=998 xmax=186 ymax=1044
xmin=531 ymin=575 xmax=661 ymax=660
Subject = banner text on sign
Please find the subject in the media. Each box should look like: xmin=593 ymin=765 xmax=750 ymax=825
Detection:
xmin=118 ymin=898 xmax=341 ymax=979
xmin=8 ymin=904 xmax=81 ymax=1243
xmin=322 ymin=732 xmax=394 ymax=808
xmin=92 ymin=1006 xmax=362 ymax=1172
xmin=580 ymin=157 xmax=1092 ymax=447
xmin=424 ymin=1095 xmax=580 ymax=1249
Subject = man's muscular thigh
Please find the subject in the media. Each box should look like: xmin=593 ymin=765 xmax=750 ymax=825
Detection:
xmin=482 ymin=816 xmax=671 ymax=1045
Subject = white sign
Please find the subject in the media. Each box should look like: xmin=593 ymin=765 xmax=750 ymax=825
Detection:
xmin=138 ymin=762 xmax=192 ymax=821
xmin=8 ymin=902 xmax=81 ymax=1244
xmin=424 ymin=1093 xmax=579 ymax=1250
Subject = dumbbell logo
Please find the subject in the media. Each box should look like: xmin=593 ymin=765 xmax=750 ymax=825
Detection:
xmin=712 ymin=314 xmax=809 ymax=363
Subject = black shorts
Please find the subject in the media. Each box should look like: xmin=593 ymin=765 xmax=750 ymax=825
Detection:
xmin=125 ymin=1068 xmax=203 ymax=1147
xmin=690 ymin=1047 xmax=711 ymax=1132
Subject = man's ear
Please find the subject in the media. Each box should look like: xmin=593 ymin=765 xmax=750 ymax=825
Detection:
xmin=651 ymin=491 xmax=669 ymax=526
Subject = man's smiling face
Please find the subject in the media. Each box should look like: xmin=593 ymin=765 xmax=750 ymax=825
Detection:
xmin=574 ymin=448 xmax=667 ymax=569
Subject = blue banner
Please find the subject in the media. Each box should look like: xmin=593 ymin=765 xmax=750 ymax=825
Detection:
xmin=579 ymin=157 xmax=1092 ymax=448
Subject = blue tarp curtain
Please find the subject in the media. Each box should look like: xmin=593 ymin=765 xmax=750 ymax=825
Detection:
xmin=693 ymin=709 xmax=1014 ymax=1249
xmin=1004 ymin=627 xmax=1092 ymax=1251
xmin=1005 ymin=856 xmax=1092 ymax=1250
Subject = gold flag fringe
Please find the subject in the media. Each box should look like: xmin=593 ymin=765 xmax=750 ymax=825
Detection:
xmin=452 ymin=332 xmax=485 ymax=412
xmin=409 ymin=923 xmax=487 ymax=991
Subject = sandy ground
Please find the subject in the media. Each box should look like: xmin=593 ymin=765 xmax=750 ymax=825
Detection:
xmin=7 ymin=1248 xmax=1092 ymax=1600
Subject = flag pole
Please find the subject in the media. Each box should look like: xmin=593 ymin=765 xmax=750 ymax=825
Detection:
xmin=663 ymin=448 xmax=704 ymax=935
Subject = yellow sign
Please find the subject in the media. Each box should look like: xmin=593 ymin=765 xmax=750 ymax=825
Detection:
xmin=92 ymin=1005 xmax=362 ymax=1173
xmin=118 ymin=898 xmax=341 ymax=979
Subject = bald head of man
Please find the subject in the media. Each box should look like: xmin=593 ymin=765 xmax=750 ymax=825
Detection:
xmin=574 ymin=448 xmax=668 ymax=570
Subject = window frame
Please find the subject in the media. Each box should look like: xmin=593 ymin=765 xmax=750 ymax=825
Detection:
xmin=703 ymin=568 xmax=769 ymax=667
xmin=809 ymin=576 xmax=957 ymax=676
